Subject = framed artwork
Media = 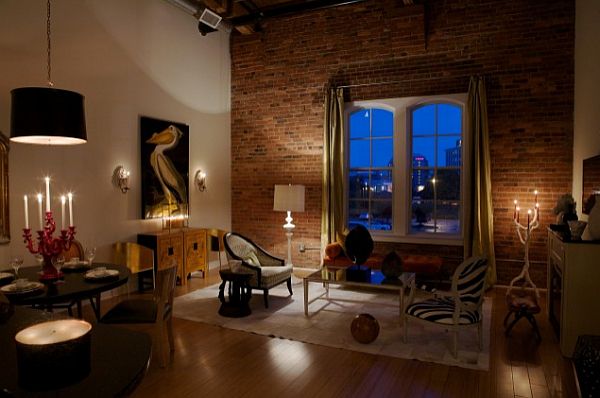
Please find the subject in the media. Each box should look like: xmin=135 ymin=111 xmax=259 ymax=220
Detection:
xmin=140 ymin=116 xmax=189 ymax=220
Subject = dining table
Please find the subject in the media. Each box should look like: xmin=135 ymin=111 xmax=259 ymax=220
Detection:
xmin=0 ymin=306 xmax=151 ymax=397
xmin=0 ymin=263 xmax=130 ymax=319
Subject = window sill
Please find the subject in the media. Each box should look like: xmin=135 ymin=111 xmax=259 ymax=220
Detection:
xmin=371 ymin=233 xmax=464 ymax=246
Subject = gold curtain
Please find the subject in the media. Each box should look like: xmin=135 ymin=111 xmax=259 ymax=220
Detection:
xmin=465 ymin=76 xmax=496 ymax=286
xmin=321 ymin=87 xmax=346 ymax=250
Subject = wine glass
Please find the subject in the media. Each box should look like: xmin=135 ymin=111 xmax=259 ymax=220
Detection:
xmin=52 ymin=255 xmax=65 ymax=284
xmin=11 ymin=256 xmax=23 ymax=278
xmin=85 ymin=247 xmax=96 ymax=265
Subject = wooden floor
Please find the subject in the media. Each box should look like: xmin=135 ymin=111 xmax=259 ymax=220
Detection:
xmin=90 ymin=269 xmax=577 ymax=398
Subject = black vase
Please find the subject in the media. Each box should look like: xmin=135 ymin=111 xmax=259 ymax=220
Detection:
xmin=381 ymin=251 xmax=403 ymax=279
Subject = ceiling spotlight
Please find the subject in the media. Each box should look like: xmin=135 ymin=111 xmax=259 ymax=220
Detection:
xmin=197 ymin=21 xmax=217 ymax=36
xmin=199 ymin=8 xmax=222 ymax=29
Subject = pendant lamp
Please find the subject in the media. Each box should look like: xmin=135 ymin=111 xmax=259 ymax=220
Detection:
xmin=10 ymin=0 xmax=87 ymax=145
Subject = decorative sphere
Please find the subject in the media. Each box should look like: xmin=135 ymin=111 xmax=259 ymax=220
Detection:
xmin=350 ymin=313 xmax=379 ymax=344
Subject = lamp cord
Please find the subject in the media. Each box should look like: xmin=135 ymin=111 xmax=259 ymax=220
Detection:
xmin=46 ymin=0 xmax=53 ymax=87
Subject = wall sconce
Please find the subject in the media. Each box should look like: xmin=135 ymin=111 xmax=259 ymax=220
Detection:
xmin=195 ymin=170 xmax=207 ymax=192
xmin=113 ymin=166 xmax=130 ymax=194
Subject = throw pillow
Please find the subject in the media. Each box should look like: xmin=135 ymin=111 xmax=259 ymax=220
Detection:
xmin=325 ymin=242 xmax=343 ymax=259
xmin=243 ymin=251 xmax=261 ymax=267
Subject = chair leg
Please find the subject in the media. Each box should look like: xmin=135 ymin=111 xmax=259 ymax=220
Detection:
xmin=526 ymin=314 xmax=542 ymax=341
xmin=478 ymin=321 xmax=483 ymax=351
xmin=452 ymin=330 xmax=458 ymax=358
xmin=503 ymin=311 xmax=513 ymax=327
xmin=287 ymin=278 xmax=293 ymax=295
xmin=167 ymin=317 xmax=175 ymax=353
xmin=505 ymin=312 xmax=523 ymax=336
xmin=156 ymin=323 xmax=167 ymax=368
xmin=263 ymin=289 xmax=269 ymax=308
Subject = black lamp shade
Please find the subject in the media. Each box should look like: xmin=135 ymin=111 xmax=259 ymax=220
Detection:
xmin=10 ymin=87 xmax=87 ymax=145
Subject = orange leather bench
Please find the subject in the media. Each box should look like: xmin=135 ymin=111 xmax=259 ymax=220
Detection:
xmin=323 ymin=242 xmax=443 ymax=276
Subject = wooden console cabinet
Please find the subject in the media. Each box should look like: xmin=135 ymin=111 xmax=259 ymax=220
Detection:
xmin=547 ymin=230 xmax=600 ymax=357
xmin=138 ymin=228 xmax=208 ymax=285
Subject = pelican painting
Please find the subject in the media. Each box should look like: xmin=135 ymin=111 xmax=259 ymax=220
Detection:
xmin=140 ymin=117 xmax=189 ymax=220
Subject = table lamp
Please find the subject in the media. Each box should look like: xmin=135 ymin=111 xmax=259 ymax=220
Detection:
xmin=273 ymin=184 xmax=305 ymax=266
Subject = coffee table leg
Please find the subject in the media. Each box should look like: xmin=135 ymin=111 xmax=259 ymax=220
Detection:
xmin=399 ymin=287 xmax=404 ymax=324
xmin=303 ymin=278 xmax=308 ymax=316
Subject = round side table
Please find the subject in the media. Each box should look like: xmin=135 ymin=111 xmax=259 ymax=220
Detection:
xmin=218 ymin=269 xmax=253 ymax=318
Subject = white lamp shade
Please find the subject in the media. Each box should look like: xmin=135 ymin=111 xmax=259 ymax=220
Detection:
xmin=273 ymin=185 xmax=305 ymax=212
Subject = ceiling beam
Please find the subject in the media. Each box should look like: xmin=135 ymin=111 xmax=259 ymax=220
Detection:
xmin=228 ymin=0 xmax=370 ymax=27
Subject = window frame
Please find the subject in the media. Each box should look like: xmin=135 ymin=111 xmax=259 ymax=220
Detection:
xmin=344 ymin=93 xmax=469 ymax=246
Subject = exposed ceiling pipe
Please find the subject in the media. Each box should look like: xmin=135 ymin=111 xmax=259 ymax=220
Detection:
xmin=164 ymin=0 xmax=202 ymax=18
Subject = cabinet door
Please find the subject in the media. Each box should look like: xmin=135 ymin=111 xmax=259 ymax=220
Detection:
xmin=184 ymin=229 xmax=207 ymax=277
xmin=157 ymin=233 xmax=185 ymax=284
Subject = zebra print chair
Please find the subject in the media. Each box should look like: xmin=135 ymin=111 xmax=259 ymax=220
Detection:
xmin=403 ymin=256 xmax=488 ymax=358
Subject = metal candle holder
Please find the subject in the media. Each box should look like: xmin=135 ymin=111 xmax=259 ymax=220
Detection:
xmin=22 ymin=211 xmax=75 ymax=281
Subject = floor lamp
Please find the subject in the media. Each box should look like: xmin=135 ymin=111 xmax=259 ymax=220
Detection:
xmin=273 ymin=184 xmax=305 ymax=266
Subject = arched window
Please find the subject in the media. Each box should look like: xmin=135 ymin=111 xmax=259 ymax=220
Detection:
xmin=345 ymin=95 xmax=466 ymax=243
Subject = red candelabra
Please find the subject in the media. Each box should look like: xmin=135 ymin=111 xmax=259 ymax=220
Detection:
xmin=22 ymin=211 xmax=76 ymax=281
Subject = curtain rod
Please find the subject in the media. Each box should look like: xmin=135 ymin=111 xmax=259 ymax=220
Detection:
xmin=334 ymin=75 xmax=480 ymax=89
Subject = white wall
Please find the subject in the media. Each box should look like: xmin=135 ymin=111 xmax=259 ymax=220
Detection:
xmin=0 ymin=0 xmax=231 ymax=264
xmin=573 ymin=0 xmax=600 ymax=215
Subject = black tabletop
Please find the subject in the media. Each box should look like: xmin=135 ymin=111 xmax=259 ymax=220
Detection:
xmin=2 ymin=263 xmax=130 ymax=306
xmin=0 ymin=307 xmax=151 ymax=397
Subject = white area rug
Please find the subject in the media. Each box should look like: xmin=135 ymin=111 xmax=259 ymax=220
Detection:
xmin=173 ymin=280 xmax=491 ymax=370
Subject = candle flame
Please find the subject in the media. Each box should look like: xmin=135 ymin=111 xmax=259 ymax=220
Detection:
xmin=67 ymin=192 xmax=73 ymax=199
xmin=61 ymin=195 xmax=66 ymax=204
xmin=516 ymin=206 xmax=520 ymax=211
xmin=37 ymin=193 xmax=43 ymax=202
xmin=527 ymin=209 xmax=532 ymax=214
xmin=513 ymin=199 xmax=518 ymax=204
xmin=534 ymin=190 xmax=538 ymax=195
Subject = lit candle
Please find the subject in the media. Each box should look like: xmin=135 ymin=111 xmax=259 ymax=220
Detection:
xmin=536 ymin=202 xmax=540 ymax=219
xmin=23 ymin=195 xmax=29 ymax=229
xmin=61 ymin=195 xmax=66 ymax=230
xmin=37 ymin=193 xmax=43 ymax=230
xmin=44 ymin=177 xmax=50 ymax=213
xmin=534 ymin=190 xmax=538 ymax=203
xmin=513 ymin=199 xmax=518 ymax=219
xmin=68 ymin=193 xmax=73 ymax=226
xmin=516 ymin=206 xmax=520 ymax=223
xmin=527 ymin=209 xmax=532 ymax=228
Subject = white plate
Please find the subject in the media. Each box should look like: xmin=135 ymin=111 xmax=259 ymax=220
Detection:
xmin=62 ymin=260 xmax=91 ymax=270
xmin=84 ymin=269 xmax=119 ymax=280
xmin=0 ymin=272 xmax=14 ymax=281
xmin=0 ymin=281 xmax=44 ymax=294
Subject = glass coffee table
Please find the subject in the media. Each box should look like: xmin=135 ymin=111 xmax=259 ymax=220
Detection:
xmin=303 ymin=266 xmax=416 ymax=322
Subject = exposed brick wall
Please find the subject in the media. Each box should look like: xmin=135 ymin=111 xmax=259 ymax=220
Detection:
xmin=230 ymin=0 xmax=574 ymax=287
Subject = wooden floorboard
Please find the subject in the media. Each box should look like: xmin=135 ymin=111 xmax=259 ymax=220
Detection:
xmin=77 ymin=269 xmax=577 ymax=397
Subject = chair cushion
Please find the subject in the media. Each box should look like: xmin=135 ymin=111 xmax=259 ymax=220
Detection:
xmin=101 ymin=299 xmax=157 ymax=324
xmin=250 ymin=264 xmax=292 ymax=288
xmin=406 ymin=297 xmax=481 ymax=325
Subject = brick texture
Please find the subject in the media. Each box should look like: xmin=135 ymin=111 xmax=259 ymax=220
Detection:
xmin=230 ymin=0 xmax=574 ymax=287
